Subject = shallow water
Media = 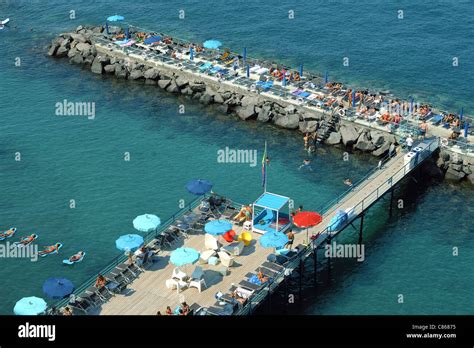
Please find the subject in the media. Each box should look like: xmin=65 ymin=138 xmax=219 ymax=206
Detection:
xmin=0 ymin=0 xmax=472 ymax=314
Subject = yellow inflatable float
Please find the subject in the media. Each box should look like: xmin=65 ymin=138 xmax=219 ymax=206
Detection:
xmin=238 ymin=231 xmax=253 ymax=246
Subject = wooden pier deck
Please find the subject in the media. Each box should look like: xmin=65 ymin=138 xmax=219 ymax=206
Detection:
xmin=92 ymin=139 xmax=439 ymax=315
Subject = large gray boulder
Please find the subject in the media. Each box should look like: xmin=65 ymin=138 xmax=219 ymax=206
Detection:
xmin=370 ymin=131 xmax=386 ymax=147
xmin=114 ymin=64 xmax=128 ymax=79
xmin=284 ymin=104 xmax=297 ymax=114
xmin=257 ymin=109 xmax=272 ymax=123
xmin=237 ymin=105 xmax=256 ymax=120
xmin=372 ymin=141 xmax=391 ymax=156
xmin=75 ymin=42 xmax=91 ymax=53
xmin=91 ymin=57 xmax=103 ymax=74
xmin=84 ymin=55 xmax=95 ymax=65
xmin=339 ymin=124 xmax=360 ymax=146
xmin=70 ymin=33 xmax=88 ymax=43
xmin=158 ymin=79 xmax=171 ymax=89
xmin=175 ymin=76 xmax=189 ymax=88
xmin=355 ymin=132 xmax=376 ymax=152
xmin=189 ymin=82 xmax=206 ymax=92
xmin=299 ymin=120 xmax=318 ymax=133
xmin=67 ymin=47 xmax=78 ymax=58
xmin=166 ymin=81 xmax=180 ymax=93
xmin=240 ymin=95 xmax=259 ymax=108
xmin=56 ymin=46 xmax=69 ymax=58
xmin=104 ymin=64 xmax=115 ymax=74
xmin=216 ymin=104 xmax=229 ymax=114
xmin=445 ymin=167 xmax=466 ymax=181
xmin=69 ymin=54 xmax=84 ymax=65
xmin=273 ymin=114 xmax=299 ymax=129
xmin=144 ymin=68 xmax=160 ymax=80
xmin=325 ymin=132 xmax=342 ymax=145
xmin=129 ymin=69 xmax=144 ymax=80
xmin=467 ymin=173 xmax=474 ymax=185
xmin=48 ymin=43 xmax=59 ymax=56
xmin=213 ymin=93 xmax=225 ymax=104
xmin=199 ymin=93 xmax=214 ymax=105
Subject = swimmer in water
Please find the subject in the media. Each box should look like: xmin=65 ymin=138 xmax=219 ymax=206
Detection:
xmin=69 ymin=251 xmax=85 ymax=262
xmin=344 ymin=178 xmax=353 ymax=186
xmin=298 ymin=159 xmax=313 ymax=171
xmin=38 ymin=243 xmax=61 ymax=256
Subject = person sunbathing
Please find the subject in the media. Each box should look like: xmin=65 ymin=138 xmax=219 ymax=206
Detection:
xmin=69 ymin=251 xmax=85 ymax=263
xmin=231 ymin=290 xmax=248 ymax=305
xmin=94 ymin=274 xmax=106 ymax=288
xmin=18 ymin=234 xmax=35 ymax=245
xmin=0 ymin=228 xmax=15 ymax=239
xmin=294 ymin=72 xmax=301 ymax=81
xmin=257 ymin=270 xmax=269 ymax=284
xmin=38 ymin=243 xmax=61 ymax=256
xmin=233 ymin=205 xmax=250 ymax=223
xmin=166 ymin=306 xmax=172 ymax=315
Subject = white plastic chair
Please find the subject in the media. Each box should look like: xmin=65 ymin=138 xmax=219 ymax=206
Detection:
xmin=190 ymin=266 xmax=204 ymax=280
xmin=217 ymin=251 xmax=234 ymax=267
xmin=165 ymin=278 xmax=188 ymax=294
xmin=172 ymin=267 xmax=188 ymax=281
xmin=189 ymin=278 xmax=206 ymax=293
xmin=205 ymin=234 xmax=220 ymax=250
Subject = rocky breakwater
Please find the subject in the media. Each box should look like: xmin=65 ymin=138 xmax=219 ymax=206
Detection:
xmin=435 ymin=150 xmax=474 ymax=184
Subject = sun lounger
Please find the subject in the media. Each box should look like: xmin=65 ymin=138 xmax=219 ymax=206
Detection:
xmin=68 ymin=297 xmax=95 ymax=315
xmin=257 ymin=266 xmax=278 ymax=278
xmin=238 ymin=279 xmax=263 ymax=292
xmin=262 ymin=261 xmax=284 ymax=273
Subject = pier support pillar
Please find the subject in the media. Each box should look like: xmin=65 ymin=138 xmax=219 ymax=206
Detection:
xmin=358 ymin=214 xmax=365 ymax=245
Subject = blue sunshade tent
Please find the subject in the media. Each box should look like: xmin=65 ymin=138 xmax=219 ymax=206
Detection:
xmin=328 ymin=210 xmax=348 ymax=232
xmin=203 ymin=40 xmax=222 ymax=49
xmin=186 ymin=179 xmax=212 ymax=195
xmin=115 ymin=234 xmax=144 ymax=252
xmin=144 ymin=36 xmax=161 ymax=45
xmin=464 ymin=122 xmax=469 ymax=138
xmin=260 ymin=231 xmax=289 ymax=249
xmin=133 ymin=214 xmax=161 ymax=233
xmin=107 ymin=15 xmax=125 ymax=22
xmin=204 ymin=219 xmax=232 ymax=235
xmin=42 ymin=278 xmax=75 ymax=299
xmin=14 ymin=296 xmax=47 ymax=315
xmin=170 ymin=247 xmax=200 ymax=267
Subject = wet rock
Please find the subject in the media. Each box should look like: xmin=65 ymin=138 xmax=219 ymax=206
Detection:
xmin=192 ymin=92 xmax=202 ymax=100
xmin=91 ymin=57 xmax=103 ymax=74
xmin=189 ymin=82 xmax=206 ymax=92
xmin=257 ymin=109 xmax=272 ymax=123
xmin=325 ymin=132 xmax=342 ymax=145
xmin=175 ymin=76 xmax=189 ymax=88
xmin=216 ymin=104 xmax=229 ymax=114
xmin=75 ymin=42 xmax=91 ymax=53
xmin=56 ymin=45 xmax=69 ymax=58
xmin=69 ymin=54 xmax=84 ymax=65
xmin=114 ymin=64 xmax=128 ymax=79
xmin=129 ymin=69 xmax=144 ymax=80
xmin=48 ymin=43 xmax=59 ymax=56
xmin=84 ymin=55 xmax=95 ymax=65
xmin=445 ymin=167 xmax=466 ymax=181
xmin=339 ymin=124 xmax=360 ymax=146
xmin=158 ymin=79 xmax=171 ymax=89
xmin=199 ymin=93 xmax=214 ymax=105
xmin=237 ymin=105 xmax=256 ymax=120
xmin=241 ymin=95 xmax=259 ymax=108
xmin=213 ymin=93 xmax=225 ymax=104
xmin=370 ymin=131 xmax=385 ymax=147
xmin=67 ymin=47 xmax=78 ymax=58
xmin=299 ymin=120 xmax=318 ymax=133
xmin=372 ymin=141 xmax=391 ymax=157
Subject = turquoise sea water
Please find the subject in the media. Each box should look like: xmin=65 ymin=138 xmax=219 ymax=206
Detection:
xmin=0 ymin=0 xmax=473 ymax=314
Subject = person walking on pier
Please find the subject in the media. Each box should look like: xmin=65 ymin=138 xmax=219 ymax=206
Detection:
xmin=406 ymin=135 xmax=414 ymax=152
xmin=285 ymin=229 xmax=295 ymax=249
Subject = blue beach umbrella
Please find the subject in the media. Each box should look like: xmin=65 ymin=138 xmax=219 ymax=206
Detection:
xmin=324 ymin=70 xmax=328 ymax=84
xmin=133 ymin=214 xmax=161 ymax=233
xmin=115 ymin=234 xmax=144 ymax=252
xmin=170 ymin=247 xmax=200 ymax=267
xmin=260 ymin=231 xmax=289 ymax=249
xmin=190 ymin=47 xmax=194 ymax=61
xmin=203 ymin=40 xmax=222 ymax=49
xmin=14 ymin=296 xmax=47 ymax=316
xmin=460 ymin=107 xmax=464 ymax=121
xmin=464 ymin=122 xmax=469 ymax=138
xmin=243 ymin=47 xmax=247 ymax=66
xmin=42 ymin=278 xmax=75 ymax=300
xmin=352 ymin=90 xmax=356 ymax=107
xmin=107 ymin=15 xmax=125 ymax=22
xmin=299 ymin=64 xmax=303 ymax=76
xmin=246 ymin=64 xmax=250 ymax=78
xmin=186 ymin=179 xmax=213 ymax=195
xmin=144 ymin=36 xmax=161 ymax=45
xmin=204 ymin=219 xmax=232 ymax=235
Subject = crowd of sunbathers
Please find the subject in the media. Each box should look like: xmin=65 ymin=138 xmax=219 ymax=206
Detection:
xmin=157 ymin=302 xmax=190 ymax=315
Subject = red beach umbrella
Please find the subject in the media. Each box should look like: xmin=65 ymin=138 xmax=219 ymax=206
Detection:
xmin=293 ymin=211 xmax=322 ymax=243
xmin=293 ymin=211 xmax=322 ymax=228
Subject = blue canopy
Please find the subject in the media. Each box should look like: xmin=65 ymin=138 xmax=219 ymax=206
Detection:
xmin=107 ymin=15 xmax=125 ymax=22
xmin=144 ymin=36 xmax=162 ymax=45
xmin=115 ymin=234 xmax=144 ymax=252
xmin=170 ymin=247 xmax=200 ymax=267
xmin=42 ymin=278 xmax=75 ymax=300
xmin=133 ymin=214 xmax=161 ymax=233
xmin=203 ymin=40 xmax=222 ymax=49
xmin=14 ymin=296 xmax=47 ymax=315
xmin=204 ymin=219 xmax=232 ymax=235
xmin=186 ymin=179 xmax=212 ymax=195
xmin=260 ymin=231 xmax=289 ymax=249
xmin=254 ymin=192 xmax=289 ymax=211
xmin=328 ymin=210 xmax=348 ymax=232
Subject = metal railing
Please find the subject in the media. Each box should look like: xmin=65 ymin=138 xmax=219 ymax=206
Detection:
xmin=234 ymin=138 xmax=440 ymax=315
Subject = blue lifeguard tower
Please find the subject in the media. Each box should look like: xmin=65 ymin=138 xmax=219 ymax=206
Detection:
xmin=252 ymin=192 xmax=292 ymax=235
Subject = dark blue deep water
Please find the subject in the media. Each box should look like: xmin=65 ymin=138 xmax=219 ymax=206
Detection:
xmin=0 ymin=0 xmax=473 ymax=314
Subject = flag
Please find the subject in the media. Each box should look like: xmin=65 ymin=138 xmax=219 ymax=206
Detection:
xmin=261 ymin=141 xmax=267 ymax=190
